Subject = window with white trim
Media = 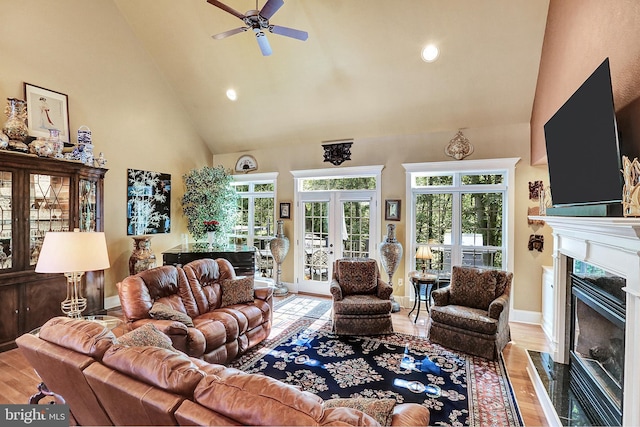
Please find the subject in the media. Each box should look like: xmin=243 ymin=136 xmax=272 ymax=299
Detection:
xmin=231 ymin=173 xmax=277 ymax=250
xmin=405 ymin=159 xmax=518 ymax=273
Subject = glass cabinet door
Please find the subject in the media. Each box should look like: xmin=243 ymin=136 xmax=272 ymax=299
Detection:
xmin=29 ymin=174 xmax=70 ymax=266
xmin=0 ymin=171 xmax=11 ymax=270
xmin=79 ymin=179 xmax=97 ymax=232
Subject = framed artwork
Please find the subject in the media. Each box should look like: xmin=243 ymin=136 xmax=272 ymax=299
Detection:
xmin=127 ymin=169 xmax=171 ymax=235
xmin=385 ymin=199 xmax=401 ymax=221
xmin=23 ymin=83 xmax=71 ymax=143
xmin=279 ymin=202 xmax=291 ymax=219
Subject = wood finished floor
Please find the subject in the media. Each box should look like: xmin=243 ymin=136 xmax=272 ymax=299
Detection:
xmin=0 ymin=295 xmax=551 ymax=426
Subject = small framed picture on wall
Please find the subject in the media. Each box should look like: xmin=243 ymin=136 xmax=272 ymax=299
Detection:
xmin=279 ymin=202 xmax=291 ymax=219
xmin=385 ymin=199 xmax=401 ymax=221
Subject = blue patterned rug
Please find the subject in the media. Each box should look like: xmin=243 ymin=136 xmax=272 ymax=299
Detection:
xmin=231 ymin=315 xmax=522 ymax=426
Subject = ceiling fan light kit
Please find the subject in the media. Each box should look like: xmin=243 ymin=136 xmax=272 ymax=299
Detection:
xmin=207 ymin=0 xmax=308 ymax=56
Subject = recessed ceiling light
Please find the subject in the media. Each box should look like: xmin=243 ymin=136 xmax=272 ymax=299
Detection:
xmin=421 ymin=44 xmax=439 ymax=62
xmin=226 ymin=88 xmax=237 ymax=101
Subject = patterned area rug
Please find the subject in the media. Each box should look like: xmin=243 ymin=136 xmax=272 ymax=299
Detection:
xmin=232 ymin=304 xmax=522 ymax=427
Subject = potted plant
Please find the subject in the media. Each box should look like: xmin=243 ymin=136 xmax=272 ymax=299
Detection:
xmin=181 ymin=165 xmax=238 ymax=246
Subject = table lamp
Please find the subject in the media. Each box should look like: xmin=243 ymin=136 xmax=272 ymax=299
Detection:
xmin=35 ymin=229 xmax=110 ymax=318
xmin=415 ymin=245 xmax=433 ymax=273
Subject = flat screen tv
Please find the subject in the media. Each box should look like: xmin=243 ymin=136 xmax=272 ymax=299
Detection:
xmin=544 ymin=58 xmax=623 ymax=210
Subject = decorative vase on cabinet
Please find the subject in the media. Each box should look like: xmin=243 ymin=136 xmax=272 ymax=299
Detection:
xmin=379 ymin=223 xmax=403 ymax=312
xmin=129 ymin=236 xmax=157 ymax=275
xmin=2 ymin=97 xmax=29 ymax=152
xmin=269 ymin=220 xmax=290 ymax=296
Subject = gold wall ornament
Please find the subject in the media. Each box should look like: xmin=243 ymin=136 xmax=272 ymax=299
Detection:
xmin=445 ymin=130 xmax=474 ymax=160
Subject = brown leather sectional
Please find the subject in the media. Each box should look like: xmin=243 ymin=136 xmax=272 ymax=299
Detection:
xmin=117 ymin=258 xmax=273 ymax=364
xmin=17 ymin=317 xmax=431 ymax=426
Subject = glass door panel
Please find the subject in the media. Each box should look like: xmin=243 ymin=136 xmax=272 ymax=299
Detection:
xmin=298 ymin=192 xmax=375 ymax=295
xmin=303 ymin=201 xmax=329 ymax=283
xmin=30 ymin=174 xmax=70 ymax=266
xmin=79 ymin=179 xmax=97 ymax=231
xmin=0 ymin=171 xmax=12 ymax=270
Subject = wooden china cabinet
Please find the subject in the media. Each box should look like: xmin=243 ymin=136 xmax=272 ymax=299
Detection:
xmin=0 ymin=150 xmax=107 ymax=351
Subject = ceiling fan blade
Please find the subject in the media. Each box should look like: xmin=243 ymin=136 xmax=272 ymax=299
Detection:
xmin=259 ymin=0 xmax=284 ymax=20
xmin=212 ymin=26 xmax=248 ymax=40
xmin=253 ymin=29 xmax=272 ymax=56
xmin=269 ymin=25 xmax=308 ymax=41
xmin=206 ymin=0 xmax=246 ymax=20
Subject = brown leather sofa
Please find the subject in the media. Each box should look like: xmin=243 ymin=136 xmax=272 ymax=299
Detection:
xmin=117 ymin=258 xmax=273 ymax=364
xmin=17 ymin=317 xmax=431 ymax=427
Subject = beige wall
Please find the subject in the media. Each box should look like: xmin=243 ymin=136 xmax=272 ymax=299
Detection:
xmin=214 ymin=123 xmax=553 ymax=314
xmin=530 ymin=0 xmax=640 ymax=165
xmin=1 ymin=0 xmax=211 ymax=299
xmin=2 ymin=0 xmax=554 ymax=316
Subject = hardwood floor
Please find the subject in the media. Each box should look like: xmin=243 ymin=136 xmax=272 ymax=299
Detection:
xmin=0 ymin=296 xmax=552 ymax=426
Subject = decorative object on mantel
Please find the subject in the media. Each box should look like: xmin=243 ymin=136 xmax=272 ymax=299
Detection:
xmin=127 ymin=169 xmax=171 ymax=236
xmin=129 ymin=235 xmax=157 ymax=275
xmin=622 ymin=155 xmax=640 ymax=217
xmin=182 ymin=165 xmax=239 ymax=244
xmin=322 ymin=140 xmax=353 ymax=166
xmin=379 ymin=223 xmax=403 ymax=312
xmin=235 ymin=154 xmax=258 ymax=173
xmin=528 ymin=234 xmax=544 ymax=252
xmin=269 ymin=220 xmax=290 ymax=296
xmin=444 ymin=130 xmax=474 ymax=160
xmin=529 ymin=181 xmax=543 ymax=200
xmin=527 ymin=207 xmax=545 ymax=225
xmin=2 ymin=97 xmax=29 ymax=152
xmin=539 ymin=186 xmax=552 ymax=215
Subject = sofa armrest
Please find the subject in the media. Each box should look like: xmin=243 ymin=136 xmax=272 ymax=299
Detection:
xmin=130 ymin=318 xmax=188 ymax=335
xmin=330 ymin=280 xmax=343 ymax=300
xmin=431 ymin=287 xmax=451 ymax=306
xmin=391 ymin=403 xmax=431 ymax=426
xmin=253 ymin=285 xmax=273 ymax=301
xmin=488 ymin=294 xmax=509 ymax=319
xmin=376 ymin=278 xmax=393 ymax=300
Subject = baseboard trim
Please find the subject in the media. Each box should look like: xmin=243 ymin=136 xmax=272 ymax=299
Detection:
xmin=510 ymin=308 xmax=542 ymax=325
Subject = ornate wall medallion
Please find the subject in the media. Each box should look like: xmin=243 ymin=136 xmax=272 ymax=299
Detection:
xmin=322 ymin=141 xmax=352 ymax=166
xmin=235 ymin=154 xmax=258 ymax=173
xmin=445 ymin=130 xmax=474 ymax=160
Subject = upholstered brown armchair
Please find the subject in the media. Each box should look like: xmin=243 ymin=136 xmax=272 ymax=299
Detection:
xmin=329 ymin=258 xmax=394 ymax=335
xmin=428 ymin=266 xmax=513 ymax=360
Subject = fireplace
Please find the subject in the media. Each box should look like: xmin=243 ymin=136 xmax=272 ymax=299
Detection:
xmin=529 ymin=216 xmax=640 ymax=426
xmin=569 ymin=261 xmax=625 ymax=426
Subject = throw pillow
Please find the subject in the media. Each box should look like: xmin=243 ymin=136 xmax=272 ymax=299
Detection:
xmin=323 ymin=398 xmax=395 ymax=426
xmin=220 ymin=276 xmax=254 ymax=307
xmin=449 ymin=266 xmax=497 ymax=310
xmin=149 ymin=302 xmax=194 ymax=327
xmin=116 ymin=323 xmax=175 ymax=351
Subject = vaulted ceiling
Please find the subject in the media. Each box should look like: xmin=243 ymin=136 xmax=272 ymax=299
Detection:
xmin=115 ymin=0 xmax=549 ymax=154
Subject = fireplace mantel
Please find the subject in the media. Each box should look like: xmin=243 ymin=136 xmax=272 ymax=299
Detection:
xmin=531 ymin=215 xmax=640 ymax=426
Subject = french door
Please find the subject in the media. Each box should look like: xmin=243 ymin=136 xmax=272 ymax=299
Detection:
xmin=296 ymin=191 xmax=376 ymax=295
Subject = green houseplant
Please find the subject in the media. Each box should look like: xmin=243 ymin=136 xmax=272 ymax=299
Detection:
xmin=181 ymin=165 xmax=238 ymax=246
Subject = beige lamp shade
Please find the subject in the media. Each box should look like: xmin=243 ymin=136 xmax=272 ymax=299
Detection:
xmin=36 ymin=230 xmax=110 ymax=273
xmin=415 ymin=245 xmax=433 ymax=261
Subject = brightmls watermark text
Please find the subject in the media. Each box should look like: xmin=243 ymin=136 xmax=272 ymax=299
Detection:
xmin=1 ymin=405 xmax=68 ymax=427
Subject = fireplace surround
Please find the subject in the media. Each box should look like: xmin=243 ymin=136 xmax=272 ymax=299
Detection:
xmin=532 ymin=216 xmax=640 ymax=426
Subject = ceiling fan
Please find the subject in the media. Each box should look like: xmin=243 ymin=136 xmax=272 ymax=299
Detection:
xmin=207 ymin=0 xmax=308 ymax=56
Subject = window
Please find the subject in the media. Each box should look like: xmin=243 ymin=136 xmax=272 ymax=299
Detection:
xmin=231 ymin=173 xmax=277 ymax=250
xmin=405 ymin=159 xmax=518 ymax=273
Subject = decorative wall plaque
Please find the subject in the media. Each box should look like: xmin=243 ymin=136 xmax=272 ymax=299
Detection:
xmin=322 ymin=140 xmax=352 ymax=166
